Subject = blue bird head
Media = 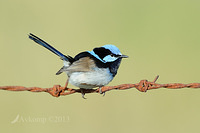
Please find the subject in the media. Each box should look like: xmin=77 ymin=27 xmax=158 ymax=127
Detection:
xmin=88 ymin=44 xmax=128 ymax=63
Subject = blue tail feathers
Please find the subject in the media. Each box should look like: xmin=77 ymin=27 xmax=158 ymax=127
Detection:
xmin=28 ymin=33 xmax=73 ymax=62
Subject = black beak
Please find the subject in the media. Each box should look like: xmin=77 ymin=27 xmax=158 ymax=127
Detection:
xmin=120 ymin=55 xmax=128 ymax=58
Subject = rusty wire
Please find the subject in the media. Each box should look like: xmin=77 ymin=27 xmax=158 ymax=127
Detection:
xmin=0 ymin=76 xmax=200 ymax=97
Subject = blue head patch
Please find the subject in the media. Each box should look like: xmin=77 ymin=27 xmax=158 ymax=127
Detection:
xmin=102 ymin=44 xmax=122 ymax=62
xmin=102 ymin=45 xmax=122 ymax=56
xmin=88 ymin=44 xmax=123 ymax=63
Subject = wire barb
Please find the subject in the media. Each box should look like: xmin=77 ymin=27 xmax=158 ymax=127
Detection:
xmin=0 ymin=76 xmax=200 ymax=97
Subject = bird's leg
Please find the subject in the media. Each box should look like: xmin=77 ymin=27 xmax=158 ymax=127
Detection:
xmin=99 ymin=87 xmax=106 ymax=96
xmin=64 ymin=79 xmax=69 ymax=89
xmin=80 ymin=88 xmax=87 ymax=99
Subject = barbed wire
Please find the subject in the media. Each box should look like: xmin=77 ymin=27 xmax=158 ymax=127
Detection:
xmin=0 ymin=76 xmax=200 ymax=97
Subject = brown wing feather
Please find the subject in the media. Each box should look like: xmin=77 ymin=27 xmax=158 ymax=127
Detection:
xmin=56 ymin=57 xmax=95 ymax=75
xmin=66 ymin=57 xmax=95 ymax=72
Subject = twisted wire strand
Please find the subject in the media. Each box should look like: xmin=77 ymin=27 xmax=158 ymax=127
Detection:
xmin=0 ymin=76 xmax=200 ymax=97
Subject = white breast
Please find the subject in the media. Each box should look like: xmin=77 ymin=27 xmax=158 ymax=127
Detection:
xmin=67 ymin=67 xmax=113 ymax=89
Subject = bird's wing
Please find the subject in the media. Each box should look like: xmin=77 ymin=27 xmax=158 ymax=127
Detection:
xmin=66 ymin=57 xmax=96 ymax=72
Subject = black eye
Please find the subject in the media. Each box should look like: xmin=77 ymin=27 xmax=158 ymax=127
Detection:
xmin=110 ymin=54 xmax=114 ymax=57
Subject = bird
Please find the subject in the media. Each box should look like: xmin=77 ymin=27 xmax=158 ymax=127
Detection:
xmin=28 ymin=33 xmax=128 ymax=98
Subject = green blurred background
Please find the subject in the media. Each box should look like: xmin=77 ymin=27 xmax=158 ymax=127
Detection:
xmin=0 ymin=0 xmax=200 ymax=132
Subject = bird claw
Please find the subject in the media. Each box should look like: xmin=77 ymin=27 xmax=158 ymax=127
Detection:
xmin=99 ymin=87 xmax=106 ymax=96
xmin=81 ymin=93 xmax=87 ymax=99
xmin=80 ymin=89 xmax=87 ymax=99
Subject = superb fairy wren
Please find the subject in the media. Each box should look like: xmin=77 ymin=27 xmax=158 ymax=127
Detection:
xmin=28 ymin=33 xmax=128 ymax=98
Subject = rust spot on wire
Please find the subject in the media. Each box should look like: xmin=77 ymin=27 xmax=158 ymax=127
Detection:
xmin=1 ymin=75 xmax=200 ymax=97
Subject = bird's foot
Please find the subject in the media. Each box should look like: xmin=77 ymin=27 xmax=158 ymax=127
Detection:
xmin=80 ymin=89 xmax=87 ymax=99
xmin=99 ymin=87 xmax=106 ymax=96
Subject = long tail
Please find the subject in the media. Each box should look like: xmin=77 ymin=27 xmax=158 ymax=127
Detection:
xmin=28 ymin=33 xmax=72 ymax=61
